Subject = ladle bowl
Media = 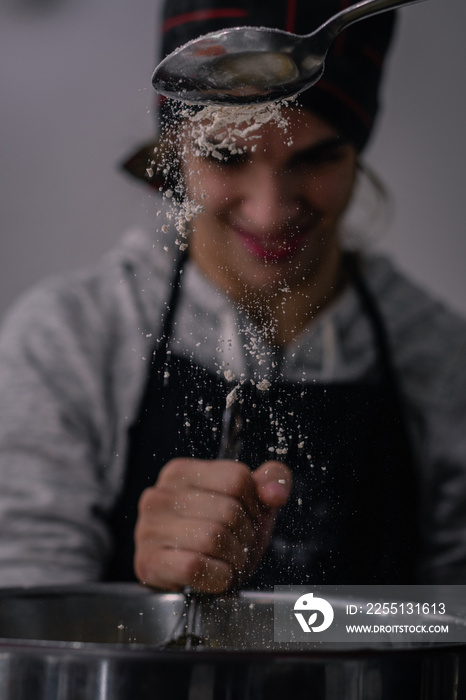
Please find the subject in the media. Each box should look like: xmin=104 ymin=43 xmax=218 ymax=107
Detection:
xmin=152 ymin=0 xmax=427 ymax=105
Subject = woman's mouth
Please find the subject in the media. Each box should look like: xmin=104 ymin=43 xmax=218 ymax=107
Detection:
xmin=233 ymin=226 xmax=311 ymax=263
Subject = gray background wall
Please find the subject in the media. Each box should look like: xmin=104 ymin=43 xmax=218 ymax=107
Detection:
xmin=1 ymin=0 xmax=465 ymax=321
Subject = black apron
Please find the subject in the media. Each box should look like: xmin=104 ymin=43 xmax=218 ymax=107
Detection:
xmin=106 ymin=251 xmax=419 ymax=585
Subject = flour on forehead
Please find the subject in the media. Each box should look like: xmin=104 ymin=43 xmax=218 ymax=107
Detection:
xmin=187 ymin=98 xmax=295 ymax=158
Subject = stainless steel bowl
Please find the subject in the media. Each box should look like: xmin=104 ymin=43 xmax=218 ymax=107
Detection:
xmin=0 ymin=584 xmax=464 ymax=699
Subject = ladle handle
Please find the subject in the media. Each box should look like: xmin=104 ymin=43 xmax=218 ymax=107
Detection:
xmin=318 ymin=0 xmax=427 ymax=44
xmin=218 ymin=401 xmax=243 ymax=460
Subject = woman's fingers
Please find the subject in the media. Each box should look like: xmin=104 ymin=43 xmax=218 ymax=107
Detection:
xmin=134 ymin=458 xmax=258 ymax=590
xmin=135 ymin=500 xmax=250 ymax=567
xmin=252 ymin=460 xmax=293 ymax=509
xmin=134 ymin=457 xmax=292 ymax=592
xmin=157 ymin=457 xmax=264 ymax=520
xmin=135 ymin=546 xmax=234 ymax=593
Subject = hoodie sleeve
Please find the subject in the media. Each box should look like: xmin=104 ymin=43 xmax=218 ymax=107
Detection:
xmin=379 ymin=263 xmax=466 ymax=584
xmin=0 ymin=226 xmax=179 ymax=587
xmin=411 ymin=327 xmax=466 ymax=584
xmin=0 ymin=275 xmax=124 ymax=586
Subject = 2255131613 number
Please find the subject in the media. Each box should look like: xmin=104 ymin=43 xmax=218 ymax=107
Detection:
xmin=365 ymin=602 xmax=446 ymax=615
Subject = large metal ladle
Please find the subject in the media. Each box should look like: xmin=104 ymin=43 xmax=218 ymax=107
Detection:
xmin=152 ymin=0 xmax=426 ymax=106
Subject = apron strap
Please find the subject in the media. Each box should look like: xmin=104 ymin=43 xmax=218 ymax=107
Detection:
xmin=343 ymin=251 xmax=416 ymax=467
xmin=156 ymin=246 xmax=189 ymax=360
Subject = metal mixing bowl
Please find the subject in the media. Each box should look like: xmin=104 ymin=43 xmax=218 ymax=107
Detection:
xmin=0 ymin=584 xmax=464 ymax=699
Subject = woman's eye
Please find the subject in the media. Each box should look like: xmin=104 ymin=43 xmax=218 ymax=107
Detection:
xmin=295 ymin=141 xmax=349 ymax=169
xmin=301 ymin=150 xmax=344 ymax=168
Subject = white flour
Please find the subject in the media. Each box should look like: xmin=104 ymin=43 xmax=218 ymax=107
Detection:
xmin=188 ymin=99 xmax=293 ymax=159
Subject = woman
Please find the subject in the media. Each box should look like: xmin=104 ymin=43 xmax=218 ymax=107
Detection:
xmin=0 ymin=0 xmax=465 ymax=590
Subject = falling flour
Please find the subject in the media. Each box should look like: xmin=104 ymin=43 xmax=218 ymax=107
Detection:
xmin=224 ymin=369 xmax=236 ymax=382
xmin=152 ymin=97 xmax=299 ymax=451
xmin=256 ymin=379 xmax=271 ymax=392
xmin=226 ymin=386 xmax=240 ymax=409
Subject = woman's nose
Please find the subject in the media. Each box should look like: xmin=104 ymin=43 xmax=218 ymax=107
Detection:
xmin=240 ymin=167 xmax=300 ymax=228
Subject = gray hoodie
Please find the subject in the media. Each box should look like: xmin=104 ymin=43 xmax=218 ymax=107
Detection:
xmin=1 ymin=223 xmax=466 ymax=587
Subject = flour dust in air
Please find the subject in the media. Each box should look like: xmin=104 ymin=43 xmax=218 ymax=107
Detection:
xmin=147 ymin=96 xmax=307 ymax=462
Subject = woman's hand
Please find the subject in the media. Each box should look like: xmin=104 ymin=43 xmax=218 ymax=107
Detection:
xmin=133 ymin=457 xmax=292 ymax=593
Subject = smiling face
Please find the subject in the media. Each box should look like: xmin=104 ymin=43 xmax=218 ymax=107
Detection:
xmin=180 ymin=107 xmax=357 ymax=302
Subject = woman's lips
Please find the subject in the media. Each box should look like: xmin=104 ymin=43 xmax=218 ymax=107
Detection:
xmin=233 ymin=226 xmax=311 ymax=262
